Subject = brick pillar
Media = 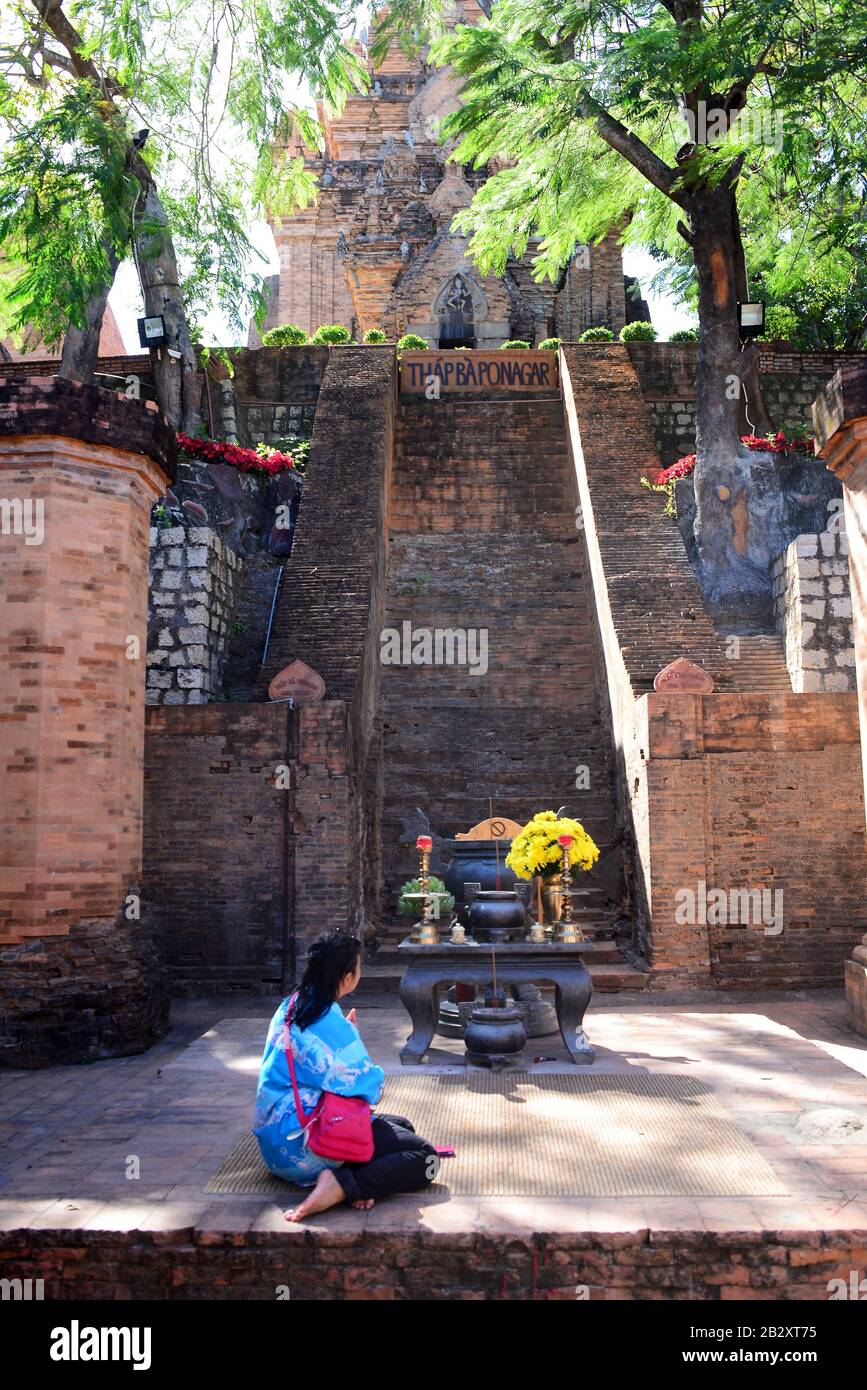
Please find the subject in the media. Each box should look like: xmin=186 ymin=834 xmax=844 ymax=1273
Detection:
xmin=0 ymin=377 xmax=176 ymax=1065
xmin=813 ymin=364 xmax=867 ymax=1036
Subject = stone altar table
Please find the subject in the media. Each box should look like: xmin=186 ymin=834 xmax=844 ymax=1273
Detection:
xmin=397 ymin=939 xmax=594 ymax=1065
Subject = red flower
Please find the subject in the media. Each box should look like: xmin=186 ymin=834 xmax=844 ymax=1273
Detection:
xmin=656 ymin=453 xmax=696 ymax=486
xmin=175 ymin=433 xmax=298 ymax=476
xmin=416 ymin=835 xmax=433 ymax=851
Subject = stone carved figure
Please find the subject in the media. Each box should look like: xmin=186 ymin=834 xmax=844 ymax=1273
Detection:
xmin=336 ymin=231 xmax=349 ymax=260
xmin=440 ymin=273 xmax=475 ymax=342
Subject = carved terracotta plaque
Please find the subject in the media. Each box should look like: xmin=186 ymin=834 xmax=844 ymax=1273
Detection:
xmin=455 ymin=816 xmax=524 ymax=841
xmin=268 ymin=659 xmax=326 ymax=704
xmin=652 ymin=658 xmax=715 ymax=694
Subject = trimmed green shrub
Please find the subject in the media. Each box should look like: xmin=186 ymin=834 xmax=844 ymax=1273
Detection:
xmin=538 ymin=337 xmax=561 ymax=351
xmin=261 ymin=323 xmax=308 ymax=347
xmin=668 ymin=328 xmax=699 ymax=342
xmin=310 ymin=323 xmax=351 ymax=345
xmin=619 ymin=321 xmax=658 ymax=342
xmin=363 ymin=328 xmax=388 ymax=344
xmin=396 ymin=333 xmax=429 ymax=352
xmin=500 ymin=338 xmax=531 ymax=349
xmin=579 ymin=326 xmax=615 ymax=342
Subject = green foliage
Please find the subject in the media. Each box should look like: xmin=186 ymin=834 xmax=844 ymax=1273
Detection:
xmin=579 ymin=327 xmax=615 ymax=342
xmin=538 ymin=337 xmax=561 ymax=351
xmin=396 ymin=333 xmax=429 ymax=351
xmin=363 ymin=328 xmax=388 ymax=343
xmin=500 ymin=338 xmax=531 ymax=349
xmin=760 ymin=306 xmax=800 ymax=344
xmin=0 ymin=1 xmax=369 ymax=350
xmin=641 ymin=475 xmax=678 ymax=518
xmin=620 ymin=322 xmax=658 ymax=342
xmin=0 ymin=88 xmax=136 ymax=348
xmin=375 ymin=0 xmax=867 ymax=365
xmin=398 ymin=876 xmax=454 ymax=917
xmin=310 ymin=323 xmax=351 ymax=344
xmin=669 ymin=328 xmax=699 ymax=342
xmin=262 ymin=323 xmax=308 ymax=346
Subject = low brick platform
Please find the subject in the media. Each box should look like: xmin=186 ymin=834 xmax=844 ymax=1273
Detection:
xmin=5 ymin=1225 xmax=867 ymax=1300
xmin=2 ymin=994 xmax=866 ymax=1300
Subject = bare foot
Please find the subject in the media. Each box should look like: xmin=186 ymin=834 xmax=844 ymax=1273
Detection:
xmin=351 ymin=1198 xmax=375 ymax=1211
xmin=284 ymin=1168 xmax=346 ymax=1222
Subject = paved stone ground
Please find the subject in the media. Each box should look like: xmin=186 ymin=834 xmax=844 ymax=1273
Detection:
xmin=1 ymin=989 xmax=866 ymax=1241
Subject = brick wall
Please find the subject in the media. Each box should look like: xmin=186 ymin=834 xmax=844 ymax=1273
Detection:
xmin=773 ymin=532 xmax=855 ymax=692
xmin=0 ymin=378 xmax=174 ymax=1063
xmin=0 ymin=418 xmax=171 ymax=944
xmin=380 ymin=391 xmax=622 ymax=926
xmin=560 ymin=348 xmax=867 ymax=987
xmin=638 ymin=692 xmax=867 ymax=989
xmin=5 ymin=1225 xmax=867 ymax=1300
xmin=142 ymin=701 xmax=352 ymax=992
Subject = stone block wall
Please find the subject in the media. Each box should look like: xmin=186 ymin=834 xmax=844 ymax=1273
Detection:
xmin=147 ymin=525 xmax=241 ymax=705
xmin=627 ymin=343 xmax=867 ymax=466
xmin=229 ymin=346 xmax=329 ymax=449
xmin=772 ymin=532 xmax=855 ymax=692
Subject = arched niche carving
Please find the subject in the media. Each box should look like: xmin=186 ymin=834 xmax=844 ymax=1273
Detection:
xmin=433 ymin=272 xmax=487 ymax=348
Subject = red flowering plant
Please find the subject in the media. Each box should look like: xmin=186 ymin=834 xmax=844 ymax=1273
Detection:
xmin=176 ymin=433 xmax=296 ymax=476
xmin=642 ymin=430 xmax=815 ymax=517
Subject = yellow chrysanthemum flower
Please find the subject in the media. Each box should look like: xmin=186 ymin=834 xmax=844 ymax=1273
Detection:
xmin=505 ymin=810 xmax=599 ymax=880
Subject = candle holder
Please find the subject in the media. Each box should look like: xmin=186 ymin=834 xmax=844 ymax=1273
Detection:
xmin=404 ymin=834 xmax=448 ymax=945
xmin=555 ymin=835 xmax=585 ymax=944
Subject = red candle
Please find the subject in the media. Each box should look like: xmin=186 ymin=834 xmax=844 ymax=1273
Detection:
xmin=416 ymin=835 xmax=432 ymax=851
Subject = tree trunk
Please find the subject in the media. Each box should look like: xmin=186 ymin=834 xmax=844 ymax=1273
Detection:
xmin=57 ymin=246 xmax=121 ymax=384
xmin=689 ymin=181 xmax=766 ymax=626
xmin=729 ymin=200 xmax=773 ymax=436
xmin=133 ymin=180 xmax=201 ymax=433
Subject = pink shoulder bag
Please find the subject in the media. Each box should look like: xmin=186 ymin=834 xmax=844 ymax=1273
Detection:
xmin=283 ymin=996 xmax=375 ymax=1163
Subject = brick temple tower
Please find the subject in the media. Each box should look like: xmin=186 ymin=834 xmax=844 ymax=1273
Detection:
xmin=254 ymin=3 xmax=629 ymax=347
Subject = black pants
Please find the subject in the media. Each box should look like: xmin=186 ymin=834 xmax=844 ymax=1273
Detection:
xmin=334 ymin=1114 xmax=438 ymax=1204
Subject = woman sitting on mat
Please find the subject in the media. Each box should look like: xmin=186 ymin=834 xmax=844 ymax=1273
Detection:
xmin=254 ymin=930 xmax=438 ymax=1221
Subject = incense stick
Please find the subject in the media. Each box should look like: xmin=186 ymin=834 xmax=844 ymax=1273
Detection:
xmin=489 ymin=797 xmax=501 ymax=890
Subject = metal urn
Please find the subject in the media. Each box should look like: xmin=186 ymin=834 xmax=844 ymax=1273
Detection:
xmin=463 ymin=1000 xmax=527 ymax=1069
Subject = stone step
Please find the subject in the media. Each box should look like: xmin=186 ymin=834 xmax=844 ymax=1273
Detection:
xmin=720 ymin=633 xmax=792 ymax=692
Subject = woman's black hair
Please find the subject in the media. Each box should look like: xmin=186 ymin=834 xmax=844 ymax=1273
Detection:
xmin=291 ymin=931 xmax=362 ymax=1031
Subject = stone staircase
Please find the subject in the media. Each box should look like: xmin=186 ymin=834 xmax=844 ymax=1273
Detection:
xmin=367 ymin=389 xmax=648 ymax=994
xmin=722 ymin=633 xmax=792 ymax=692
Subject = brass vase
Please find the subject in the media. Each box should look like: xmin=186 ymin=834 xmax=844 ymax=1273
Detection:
xmin=541 ymin=876 xmax=564 ymax=924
